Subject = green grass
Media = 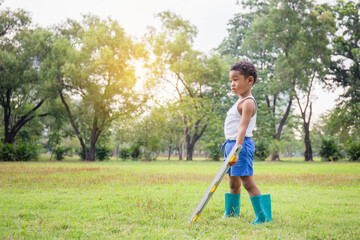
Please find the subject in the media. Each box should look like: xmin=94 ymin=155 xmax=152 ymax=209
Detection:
xmin=38 ymin=153 xmax=325 ymax=162
xmin=1 ymin=160 xmax=359 ymax=239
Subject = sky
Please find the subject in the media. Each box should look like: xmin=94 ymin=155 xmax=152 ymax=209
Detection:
xmin=2 ymin=0 xmax=343 ymax=123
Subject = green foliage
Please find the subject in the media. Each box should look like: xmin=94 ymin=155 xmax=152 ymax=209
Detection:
xmin=77 ymin=147 xmax=87 ymax=160
xmin=53 ymin=14 xmax=147 ymax=161
xmin=346 ymin=141 xmax=360 ymax=161
xmin=15 ymin=142 xmax=40 ymax=161
xmin=95 ymin=145 xmax=112 ymax=161
xmin=219 ymin=0 xmax=327 ymax=161
xmin=322 ymin=1 xmax=360 ymax=144
xmin=0 ymin=143 xmax=14 ymax=161
xmin=319 ymin=138 xmax=342 ymax=161
xmin=240 ymin=0 xmax=334 ymax=161
xmin=54 ymin=146 xmax=71 ymax=161
xmin=76 ymin=145 xmax=111 ymax=161
xmin=205 ymin=143 xmax=222 ymax=161
xmin=0 ymin=142 xmax=39 ymax=161
xmin=316 ymin=105 xmax=360 ymax=145
xmin=328 ymin=0 xmax=360 ymax=105
xmin=131 ymin=145 xmax=141 ymax=160
xmin=269 ymin=139 xmax=285 ymax=160
xmin=148 ymin=11 xmax=231 ymax=160
xmin=200 ymin=116 xmax=226 ymax=161
xmin=119 ymin=148 xmax=131 ymax=160
xmin=254 ymin=139 xmax=269 ymax=161
xmin=0 ymin=7 xmax=55 ymax=144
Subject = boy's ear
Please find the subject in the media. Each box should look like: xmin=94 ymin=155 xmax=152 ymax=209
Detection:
xmin=248 ymin=76 xmax=254 ymax=85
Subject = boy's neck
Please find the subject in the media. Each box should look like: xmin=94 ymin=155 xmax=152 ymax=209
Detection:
xmin=238 ymin=90 xmax=252 ymax=99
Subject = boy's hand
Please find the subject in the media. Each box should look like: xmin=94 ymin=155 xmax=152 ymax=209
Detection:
xmin=228 ymin=156 xmax=238 ymax=166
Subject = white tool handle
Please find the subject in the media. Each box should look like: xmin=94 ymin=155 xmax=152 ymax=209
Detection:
xmin=189 ymin=144 xmax=242 ymax=222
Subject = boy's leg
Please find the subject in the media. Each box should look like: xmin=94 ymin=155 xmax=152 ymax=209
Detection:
xmin=240 ymin=175 xmax=261 ymax=197
xmin=229 ymin=175 xmax=241 ymax=194
xmin=224 ymin=174 xmax=241 ymax=217
xmin=241 ymin=175 xmax=272 ymax=224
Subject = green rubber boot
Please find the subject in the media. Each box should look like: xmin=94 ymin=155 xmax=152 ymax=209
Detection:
xmin=223 ymin=193 xmax=240 ymax=217
xmin=250 ymin=194 xmax=272 ymax=224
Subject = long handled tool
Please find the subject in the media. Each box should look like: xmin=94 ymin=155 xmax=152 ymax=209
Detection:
xmin=189 ymin=144 xmax=242 ymax=222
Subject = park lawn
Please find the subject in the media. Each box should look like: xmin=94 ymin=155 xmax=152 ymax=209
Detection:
xmin=0 ymin=161 xmax=359 ymax=239
xmin=37 ymin=153 xmax=323 ymax=162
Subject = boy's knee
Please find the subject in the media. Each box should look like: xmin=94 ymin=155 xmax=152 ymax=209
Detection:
xmin=229 ymin=179 xmax=241 ymax=190
xmin=242 ymin=181 xmax=253 ymax=191
xmin=240 ymin=177 xmax=255 ymax=191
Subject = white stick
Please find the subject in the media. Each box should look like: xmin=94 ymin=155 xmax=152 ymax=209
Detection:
xmin=189 ymin=144 xmax=242 ymax=222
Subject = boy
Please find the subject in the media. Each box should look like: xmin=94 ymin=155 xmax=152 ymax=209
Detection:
xmin=222 ymin=61 xmax=272 ymax=224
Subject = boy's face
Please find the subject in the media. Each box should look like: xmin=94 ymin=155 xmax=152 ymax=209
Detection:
xmin=229 ymin=70 xmax=253 ymax=96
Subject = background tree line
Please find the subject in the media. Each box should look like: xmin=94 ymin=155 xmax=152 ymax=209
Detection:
xmin=0 ymin=0 xmax=359 ymax=162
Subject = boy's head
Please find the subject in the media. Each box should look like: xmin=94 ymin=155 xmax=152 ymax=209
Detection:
xmin=230 ymin=61 xmax=257 ymax=85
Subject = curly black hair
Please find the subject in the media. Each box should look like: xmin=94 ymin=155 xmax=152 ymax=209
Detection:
xmin=230 ymin=61 xmax=257 ymax=84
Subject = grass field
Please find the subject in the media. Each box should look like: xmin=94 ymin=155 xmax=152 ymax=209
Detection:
xmin=1 ymin=160 xmax=359 ymax=239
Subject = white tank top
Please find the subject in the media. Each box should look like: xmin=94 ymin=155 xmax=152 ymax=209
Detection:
xmin=224 ymin=96 xmax=257 ymax=139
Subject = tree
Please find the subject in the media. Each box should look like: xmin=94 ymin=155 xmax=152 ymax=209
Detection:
xmin=325 ymin=0 xmax=360 ymax=142
xmin=245 ymin=0 xmax=334 ymax=161
xmin=147 ymin=11 xmax=230 ymax=160
xmin=0 ymin=7 xmax=53 ymax=144
xmin=329 ymin=0 xmax=360 ymax=105
xmin=136 ymin=111 xmax=165 ymax=161
xmin=153 ymin=103 xmax=186 ymax=160
xmin=219 ymin=1 xmax=295 ymax=161
xmin=55 ymin=14 xmax=147 ymax=161
xmin=41 ymin=98 xmax=73 ymax=160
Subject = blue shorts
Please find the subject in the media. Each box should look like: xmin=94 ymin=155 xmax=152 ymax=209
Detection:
xmin=222 ymin=137 xmax=255 ymax=176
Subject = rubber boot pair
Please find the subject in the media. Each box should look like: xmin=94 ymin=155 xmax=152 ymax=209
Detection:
xmin=224 ymin=193 xmax=272 ymax=225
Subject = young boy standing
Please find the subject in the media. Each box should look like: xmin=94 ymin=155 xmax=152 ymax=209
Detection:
xmin=222 ymin=61 xmax=272 ymax=224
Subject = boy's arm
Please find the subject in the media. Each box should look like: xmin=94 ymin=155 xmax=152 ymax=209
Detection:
xmin=236 ymin=100 xmax=255 ymax=145
xmin=229 ymin=99 xmax=256 ymax=166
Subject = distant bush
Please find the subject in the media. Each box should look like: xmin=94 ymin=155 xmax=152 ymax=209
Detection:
xmin=77 ymin=145 xmax=112 ymax=161
xmin=77 ymin=147 xmax=87 ymax=160
xmin=0 ymin=142 xmax=39 ymax=161
xmin=96 ymin=145 xmax=112 ymax=161
xmin=0 ymin=143 xmax=15 ymax=161
xmin=207 ymin=143 xmax=222 ymax=161
xmin=119 ymin=148 xmax=131 ymax=160
xmin=15 ymin=142 xmax=39 ymax=161
xmin=320 ymin=138 xmax=342 ymax=161
xmin=131 ymin=145 xmax=141 ymax=160
xmin=54 ymin=146 xmax=72 ymax=161
xmin=254 ymin=139 xmax=269 ymax=161
xmin=346 ymin=141 xmax=360 ymax=161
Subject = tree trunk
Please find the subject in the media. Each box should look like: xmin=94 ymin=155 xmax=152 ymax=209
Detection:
xmin=115 ymin=144 xmax=119 ymax=160
xmin=168 ymin=140 xmax=172 ymax=161
xmin=271 ymin=97 xmax=293 ymax=161
xmin=185 ymin=120 xmax=208 ymax=160
xmin=59 ymin=90 xmax=89 ymax=160
xmin=89 ymin=140 xmax=96 ymax=161
xmin=145 ymin=140 xmax=149 ymax=161
xmin=180 ymin=140 xmax=184 ymax=160
xmin=275 ymin=98 xmax=292 ymax=140
xmin=294 ymin=80 xmax=314 ymax=162
xmin=177 ymin=144 xmax=183 ymax=160
xmin=88 ymin=113 xmax=101 ymax=162
xmin=186 ymin=141 xmax=194 ymax=161
xmin=303 ymin=122 xmax=313 ymax=161
xmin=2 ymin=88 xmax=47 ymax=144
xmin=271 ymin=153 xmax=280 ymax=161
xmin=3 ymin=89 xmax=11 ymax=144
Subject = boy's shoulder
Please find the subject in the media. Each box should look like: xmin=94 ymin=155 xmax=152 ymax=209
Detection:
xmin=237 ymin=97 xmax=257 ymax=116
